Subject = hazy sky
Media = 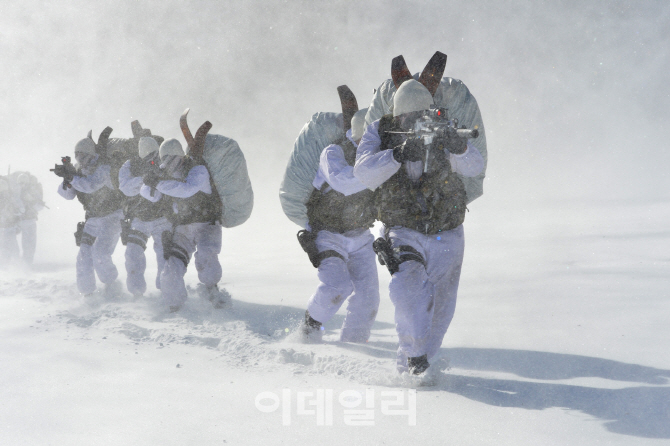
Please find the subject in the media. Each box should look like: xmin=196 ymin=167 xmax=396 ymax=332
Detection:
xmin=1 ymin=0 xmax=668 ymax=205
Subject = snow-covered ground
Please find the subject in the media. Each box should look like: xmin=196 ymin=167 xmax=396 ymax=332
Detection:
xmin=1 ymin=194 xmax=668 ymax=445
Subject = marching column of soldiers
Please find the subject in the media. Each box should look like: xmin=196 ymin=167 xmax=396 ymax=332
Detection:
xmin=43 ymin=51 xmax=487 ymax=376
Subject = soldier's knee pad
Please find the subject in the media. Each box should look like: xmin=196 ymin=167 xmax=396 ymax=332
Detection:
xmin=127 ymin=229 xmax=149 ymax=251
xmin=161 ymin=230 xmax=189 ymax=268
xmin=80 ymin=232 xmax=96 ymax=246
xmin=396 ymin=245 xmax=426 ymax=268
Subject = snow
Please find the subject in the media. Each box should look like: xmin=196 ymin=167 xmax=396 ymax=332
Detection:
xmin=1 ymin=194 xmax=668 ymax=445
xmin=2 ymin=1 xmax=669 ymax=444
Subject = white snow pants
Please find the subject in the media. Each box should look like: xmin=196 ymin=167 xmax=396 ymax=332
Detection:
xmin=17 ymin=219 xmax=37 ymax=264
xmin=76 ymin=210 xmax=123 ymax=295
xmin=306 ymin=229 xmax=380 ymax=342
xmin=160 ymin=222 xmax=222 ymax=307
xmin=386 ymin=225 xmax=465 ymax=373
xmin=124 ymin=217 xmax=172 ymax=295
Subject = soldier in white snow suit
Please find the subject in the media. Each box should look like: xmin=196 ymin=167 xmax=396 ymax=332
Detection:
xmin=12 ymin=172 xmax=45 ymax=265
xmin=55 ymin=137 xmax=124 ymax=295
xmin=118 ymin=137 xmax=173 ymax=297
xmin=0 ymin=177 xmax=20 ymax=267
xmin=299 ymin=109 xmax=380 ymax=343
xmin=354 ymin=79 xmax=485 ymax=374
xmin=141 ymin=138 xmax=228 ymax=312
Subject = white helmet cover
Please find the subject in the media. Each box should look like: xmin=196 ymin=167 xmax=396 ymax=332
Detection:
xmin=16 ymin=173 xmax=30 ymax=186
xmin=74 ymin=138 xmax=96 ymax=155
xmin=159 ymin=138 xmax=185 ymax=159
xmin=139 ymin=137 xmax=160 ymax=158
xmin=393 ymin=79 xmax=434 ymax=117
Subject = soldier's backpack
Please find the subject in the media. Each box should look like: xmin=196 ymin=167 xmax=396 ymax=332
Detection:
xmin=181 ymin=110 xmax=253 ymax=228
xmin=279 ymin=85 xmax=363 ymax=228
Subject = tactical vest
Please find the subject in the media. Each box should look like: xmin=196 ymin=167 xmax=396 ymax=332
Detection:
xmin=377 ymin=114 xmax=467 ymax=234
xmin=306 ymin=139 xmax=377 ymax=233
xmin=166 ymin=158 xmax=223 ymax=226
xmin=75 ymin=165 xmax=124 ymax=219
xmin=124 ymin=157 xmax=171 ymax=222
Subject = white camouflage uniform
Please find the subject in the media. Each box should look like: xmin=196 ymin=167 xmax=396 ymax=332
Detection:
xmin=118 ymin=160 xmax=172 ymax=295
xmin=354 ymin=119 xmax=484 ymax=372
xmin=58 ymin=165 xmax=122 ymax=295
xmin=306 ymin=129 xmax=380 ymax=342
xmin=141 ymin=164 xmax=222 ymax=308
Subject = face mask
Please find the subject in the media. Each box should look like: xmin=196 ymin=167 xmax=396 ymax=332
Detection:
xmin=397 ymin=111 xmax=424 ymax=131
xmin=161 ymin=155 xmax=184 ymax=177
xmin=142 ymin=152 xmax=160 ymax=169
xmin=75 ymin=152 xmax=98 ymax=170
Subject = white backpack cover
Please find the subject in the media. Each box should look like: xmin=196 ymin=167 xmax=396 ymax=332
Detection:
xmin=200 ymin=133 xmax=254 ymax=228
xmin=279 ymin=112 xmax=344 ymax=228
xmin=366 ymin=75 xmax=488 ymax=204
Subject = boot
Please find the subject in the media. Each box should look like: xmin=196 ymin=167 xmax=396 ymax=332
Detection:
xmin=300 ymin=310 xmax=323 ymax=343
xmin=407 ymin=354 xmax=429 ymax=375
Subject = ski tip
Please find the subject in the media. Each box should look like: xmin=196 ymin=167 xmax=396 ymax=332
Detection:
xmin=337 ymin=85 xmax=358 ymax=108
xmin=180 ymin=108 xmax=195 ymax=148
xmin=337 ymin=85 xmax=358 ymax=132
xmin=391 ymin=55 xmax=413 ymax=90
xmin=418 ymin=51 xmax=447 ymax=96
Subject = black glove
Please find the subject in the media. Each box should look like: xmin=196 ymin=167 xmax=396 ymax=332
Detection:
xmin=143 ymin=171 xmax=161 ymax=188
xmin=392 ymin=137 xmax=424 ymax=163
xmin=441 ymin=127 xmax=468 ymax=155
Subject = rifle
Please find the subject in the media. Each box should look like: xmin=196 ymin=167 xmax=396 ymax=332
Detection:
xmin=50 ymin=156 xmax=78 ymax=190
xmin=387 ymin=106 xmax=479 ymax=172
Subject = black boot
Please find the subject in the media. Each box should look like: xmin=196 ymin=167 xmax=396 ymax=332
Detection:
xmin=300 ymin=310 xmax=323 ymax=343
xmin=407 ymin=354 xmax=429 ymax=375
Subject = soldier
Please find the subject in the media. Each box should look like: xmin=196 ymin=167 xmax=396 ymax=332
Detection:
xmin=0 ymin=177 xmax=20 ymax=267
xmin=354 ymin=53 xmax=486 ymax=375
xmin=298 ymin=104 xmax=380 ymax=343
xmin=54 ymin=134 xmax=124 ymax=296
xmin=12 ymin=172 xmax=45 ymax=265
xmin=141 ymin=137 xmax=228 ymax=312
xmin=118 ymin=137 xmax=172 ymax=298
